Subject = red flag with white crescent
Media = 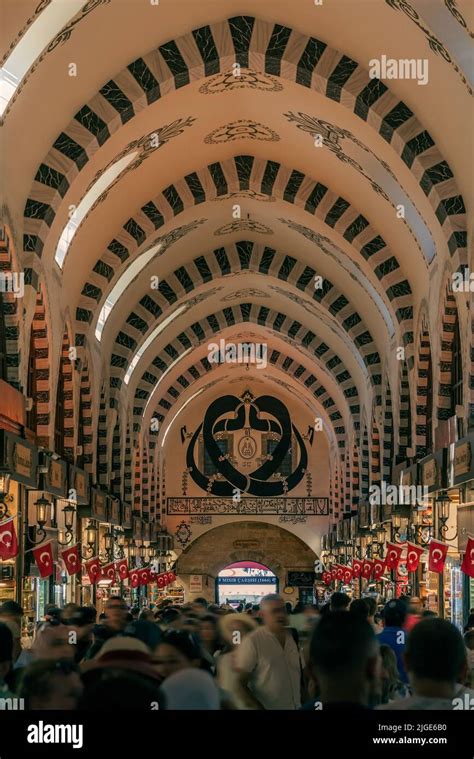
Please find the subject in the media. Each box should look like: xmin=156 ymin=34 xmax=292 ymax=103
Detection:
xmin=342 ymin=566 xmax=353 ymax=584
xmin=322 ymin=571 xmax=332 ymax=586
xmin=129 ymin=568 xmax=140 ymax=588
xmin=156 ymin=573 xmax=166 ymax=589
xmin=336 ymin=565 xmax=344 ymax=580
xmin=461 ymin=535 xmax=474 ymax=578
xmin=138 ymin=567 xmax=151 ymax=586
xmin=405 ymin=542 xmax=424 ymax=573
xmin=330 ymin=565 xmax=338 ymax=581
xmin=0 ymin=517 xmax=19 ymax=560
xmin=101 ymin=562 xmax=116 ymax=582
xmin=428 ymin=539 xmax=449 ymax=574
xmin=166 ymin=571 xmax=176 ymax=584
xmin=385 ymin=542 xmax=404 ymax=570
xmin=85 ymin=556 xmax=101 ymax=585
xmin=361 ymin=558 xmax=373 ymax=579
xmin=60 ymin=543 xmax=81 ymax=576
xmin=352 ymin=558 xmax=363 ymax=578
xmin=32 ymin=541 xmax=54 ymax=579
xmin=115 ymin=558 xmax=129 ymax=580
xmin=373 ymin=558 xmax=386 ymax=580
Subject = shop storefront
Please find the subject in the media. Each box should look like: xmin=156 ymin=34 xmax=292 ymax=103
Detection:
xmin=0 ymin=430 xmax=38 ymax=615
xmin=23 ymin=453 xmax=72 ymax=621
xmin=449 ymin=433 xmax=474 ymax=628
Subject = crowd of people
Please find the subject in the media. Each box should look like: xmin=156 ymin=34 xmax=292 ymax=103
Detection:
xmin=0 ymin=593 xmax=473 ymax=710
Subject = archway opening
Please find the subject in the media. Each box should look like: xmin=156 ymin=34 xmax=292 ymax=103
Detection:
xmin=216 ymin=561 xmax=278 ymax=608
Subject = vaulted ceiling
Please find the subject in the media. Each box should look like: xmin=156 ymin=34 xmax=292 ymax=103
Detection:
xmin=2 ymin=0 xmax=472 ymax=455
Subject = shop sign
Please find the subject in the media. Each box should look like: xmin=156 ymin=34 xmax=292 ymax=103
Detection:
xmin=142 ymin=522 xmax=151 ymax=543
xmin=133 ymin=517 xmax=142 ymax=541
xmin=233 ymin=539 xmax=259 ymax=549
xmin=69 ymin=466 xmax=89 ymax=505
xmin=454 ymin=441 xmax=472 ymax=478
xmin=108 ymin=498 xmax=121 ymax=526
xmin=419 ymin=450 xmax=446 ymax=493
xmin=422 ymin=459 xmax=438 ymax=489
xmin=92 ymin=490 xmax=107 ymax=521
xmin=287 ymin=571 xmax=315 ymax=587
xmin=0 ymin=430 xmax=38 ymax=487
xmin=189 ymin=575 xmax=203 ymax=593
xmin=358 ymin=502 xmax=369 ymax=528
xmin=122 ymin=503 xmax=132 ymax=529
xmin=42 ymin=455 xmax=68 ymax=497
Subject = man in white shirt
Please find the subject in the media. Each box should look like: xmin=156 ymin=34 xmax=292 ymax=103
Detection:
xmin=235 ymin=594 xmax=302 ymax=710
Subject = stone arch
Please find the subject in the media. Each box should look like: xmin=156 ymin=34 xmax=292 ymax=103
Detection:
xmin=23 ymin=16 xmax=466 ymax=277
xmin=78 ymin=360 xmax=93 ymax=473
xmin=437 ymin=277 xmax=463 ymax=423
xmin=75 ymin=161 xmax=414 ymax=362
xmin=29 ymin=283 xmax=52 ymax=448
xmin=176 ymin=521 xmax=318 ymax=593
xmin=397 ymin=357 xmax=412 ymax=463
xmin=54 ymin=326 xmax=75 ymax=462
xmin=0 ymin=225 xmax=22 ymax=389
xmin=382 ymin=376 xmax=394 ymax=480
xmin=414 ymin=316 xmax=434 ymax=458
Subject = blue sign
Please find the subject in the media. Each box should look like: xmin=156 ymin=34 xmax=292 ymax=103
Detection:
xmin=217 ymin=576 xmax=277 ymax=585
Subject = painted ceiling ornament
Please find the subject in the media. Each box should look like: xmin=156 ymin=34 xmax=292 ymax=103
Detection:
xmin=213 ymin=189 xmax=276 ymax=203
xmin=88 ymin=117 xmax=196 ymax=209
xmin=186 ymin=390 xmax=308 ymax=497
xmin=221 ymin=289 xmax=270 ymax=301
xmin=204 ymin=120 xmax=280 ymax=145
xmin=199 ymin=69 xmax=283 ymax=95
xmin=175 ymin=521 xmax=192 ymax=547
xmin=214 ymin=220 xmax=273 ymax=236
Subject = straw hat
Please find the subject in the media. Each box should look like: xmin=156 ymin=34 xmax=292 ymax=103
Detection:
xmin=218 ymin=613 xmax=257 ymax=643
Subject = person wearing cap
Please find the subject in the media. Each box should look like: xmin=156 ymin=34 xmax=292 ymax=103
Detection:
xmin=377 ymin=599 xmax=408 ymax=683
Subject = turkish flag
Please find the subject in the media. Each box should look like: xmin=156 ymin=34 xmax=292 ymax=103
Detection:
xmin=373 ymin=558 xmax=386 ymax=580
xmin=385 ymin=542 xmax=404 ymax=570
xmin=352 ymin=558 xmax=363 ymax=578
xmin=166 ymin=571 xmax=176 ymax=584
xmin=330 ymin=565 xmax=338 ymax=581
xmin=101 ymin=562 xmax=116 ymax=582
xmin=336 ymin=565 xmax=344 ymax=580
xmin=32 ymin=541 xmax=54 ymax=579
xmin=428 ymin=539 xmax=449 ymax=574
xmin=115 ymin=558 xmax=129 ymax=580
xmin=322 ymin=571 xmax=332 ymax=586
xmin=0 ymin=517 xmax=19 ymax=560
xmin=85 ymin=556 xmax=101 ymax=585
xmin=361 ymin=558 xmax=373 ymax=579
xmin=405 ymin=542 xmax=424 ymax=573
xmin=157 ymin=573 xmax=167 ymax=588
xmin=342 ymin=566 xmax=353 ymax=584
xmin=60 ymin=544 xmax=81 ymax=576
xmin=129 ymin=569 xmax=140 ymax=588
xmin=461 ymin=536 xmax=474 ymax=578
xmin=138 ymin=567 xmax=151 ymax=586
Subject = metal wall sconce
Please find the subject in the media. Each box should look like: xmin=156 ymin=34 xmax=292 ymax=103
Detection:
xmin=57 ymin=502 xmax=76 ymax=546
xmin=391 ymin=514 xmax=405 ymax=542
xmin=81 ymin=520 xmax=98 ymax=558
xmin=436 ymin=491 xmax=458 ymax=540
xmin=410 ymin=508 xmax=432 ymax=547
xmin=30 ymin=493 xmax=50 ymax=544
xmin=0 ymin=473 xmax=13 ymax=520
